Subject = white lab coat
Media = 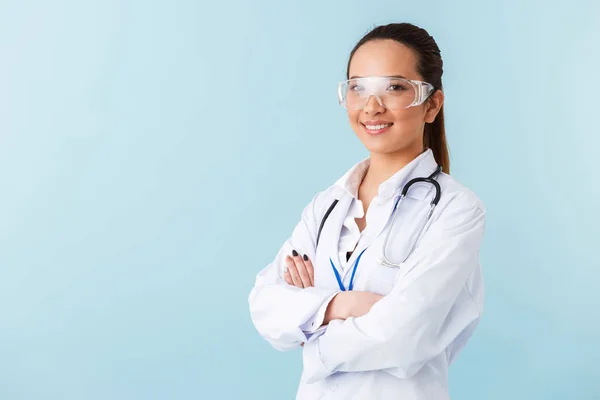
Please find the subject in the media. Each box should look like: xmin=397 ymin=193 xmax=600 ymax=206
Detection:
xmin=248 ymin=149 xmax=486 ymax=400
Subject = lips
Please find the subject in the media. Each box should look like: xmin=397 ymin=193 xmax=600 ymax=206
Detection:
xmin=361 ymin=121 xmax=393 ymax=135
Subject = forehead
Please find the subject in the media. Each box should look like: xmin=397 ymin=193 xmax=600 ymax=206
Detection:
xmin=348 ymin=39 xmax=420 ymax=80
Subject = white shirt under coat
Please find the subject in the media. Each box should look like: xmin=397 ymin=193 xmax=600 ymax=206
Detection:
xmin=248 ymin=149 xmax=486 ymax=400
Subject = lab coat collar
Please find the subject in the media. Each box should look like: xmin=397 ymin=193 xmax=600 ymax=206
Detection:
xmin=334 ymin=148 xmax=439 ymax=200
xmin=333 ymin=158 xmax=370 ymax=199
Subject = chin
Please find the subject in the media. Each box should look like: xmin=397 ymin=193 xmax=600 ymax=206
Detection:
xmin=357 ymin=133 xmax=417 ymax=156
xmin=363 ymin=141 xmax=398 ymax=154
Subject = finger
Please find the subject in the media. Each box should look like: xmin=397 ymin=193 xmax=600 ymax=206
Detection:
xmin=292 ymin=251 xmax=312 ymax=288
xmin=284 ymin=269 xmax=293 ymax=285
xmin=285 ymin=255 xmax=303 ymax=288
xmin=303 ymin=254 xmax=315 ymax=286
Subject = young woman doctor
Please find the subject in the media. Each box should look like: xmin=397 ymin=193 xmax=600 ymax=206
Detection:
xmin=248 ymin=22 xmax=486 ymax=400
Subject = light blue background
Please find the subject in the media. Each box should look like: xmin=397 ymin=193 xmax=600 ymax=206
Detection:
xmin=1 ymin=0 xmax=599 ymax=399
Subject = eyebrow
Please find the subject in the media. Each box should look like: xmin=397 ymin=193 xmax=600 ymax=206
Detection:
xmin=349 ymin=75 xmax=408 ymax=79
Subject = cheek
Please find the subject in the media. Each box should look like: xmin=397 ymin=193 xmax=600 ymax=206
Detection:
xmin=392 ymin=107 xmax=421 ymax=122
xmin=347 ymin=110 xmax=361 ymax=128
xmin=347 ymin=110 xmax=360 ymax=121
xmin=390 ymin=108 xmax=425 ymax=132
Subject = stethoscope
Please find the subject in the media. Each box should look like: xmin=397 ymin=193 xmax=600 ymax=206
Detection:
xmin=315 ymin=165 xmax=442 ymax=291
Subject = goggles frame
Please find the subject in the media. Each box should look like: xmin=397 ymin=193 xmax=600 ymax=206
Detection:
xmin=337 ymin=76 xmax=436 ymax=110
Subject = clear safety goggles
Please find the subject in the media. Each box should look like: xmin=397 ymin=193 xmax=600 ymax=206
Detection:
xmin=337 ymin=76 xmax=435 ymax=110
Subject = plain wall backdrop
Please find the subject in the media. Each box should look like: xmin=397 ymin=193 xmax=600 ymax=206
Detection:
xmin=1 ymin=0 xmax=599 ymax=399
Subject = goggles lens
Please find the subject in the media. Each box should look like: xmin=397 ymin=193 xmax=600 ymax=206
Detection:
xmin=337 ymin=77 xmax=434 ymax=110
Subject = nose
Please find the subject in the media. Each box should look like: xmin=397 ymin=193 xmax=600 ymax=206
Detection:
xmin=363 ymin=95 xmax=385 ymax=114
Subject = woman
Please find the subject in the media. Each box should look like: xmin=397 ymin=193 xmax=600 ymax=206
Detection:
xmin=248 ymin=22 xmax=485 ymax=400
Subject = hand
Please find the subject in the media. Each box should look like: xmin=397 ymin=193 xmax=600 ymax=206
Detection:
xmin=323 ymin=291 xmax=383 ymax=324
xmin=284 ymin=250 xmax=314 ymax=288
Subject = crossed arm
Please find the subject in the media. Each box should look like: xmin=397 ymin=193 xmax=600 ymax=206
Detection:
xmin=248 ymin=193 xmax=485 ymax=382
xmin=247 ymin=193 xmax=383 ymax=351
xmin=282 ymin=255 xmax=385 ymax=347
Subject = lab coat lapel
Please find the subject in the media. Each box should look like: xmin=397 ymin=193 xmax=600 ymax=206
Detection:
xmin=314 ymin=191 xmax=353 ymax=290
xmin=368 ymin=152 xmax=439 ymax=241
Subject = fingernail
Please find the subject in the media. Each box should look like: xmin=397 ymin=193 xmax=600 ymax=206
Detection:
xmin=284 ymin=266 xmax=288 ymax=272
xmin=303 ymin=254 xmax=308 ymax=261
xmin=292 ymin=250 xmax=298 ymax=257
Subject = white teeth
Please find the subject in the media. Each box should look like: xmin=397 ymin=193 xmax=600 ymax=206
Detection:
xmin=365 ymin=123 xmax=392 ymax=130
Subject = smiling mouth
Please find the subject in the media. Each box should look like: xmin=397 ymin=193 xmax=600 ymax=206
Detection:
xmin=361 ymin=122 xmax=393 ymax=134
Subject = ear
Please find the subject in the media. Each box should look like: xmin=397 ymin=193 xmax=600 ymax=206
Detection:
xmin=424 ymin=90 xmax=444 ymax=123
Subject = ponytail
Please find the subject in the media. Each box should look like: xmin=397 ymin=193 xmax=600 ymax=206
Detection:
xmin=424 ymin=105 xmax=450 ymax=174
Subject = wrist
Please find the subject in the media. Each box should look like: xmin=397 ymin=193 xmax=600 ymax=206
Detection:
xmin=324 ymin=292 xmax=349 ymax=323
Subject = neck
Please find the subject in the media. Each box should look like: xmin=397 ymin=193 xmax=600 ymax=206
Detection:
xmin=362 ymin=146 xmax=425 ymax=192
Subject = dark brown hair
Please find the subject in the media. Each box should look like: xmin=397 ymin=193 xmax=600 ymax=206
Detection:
xmin=347 ymin=23 xmax=450 ymax=173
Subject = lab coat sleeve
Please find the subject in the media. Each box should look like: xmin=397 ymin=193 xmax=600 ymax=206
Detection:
xmin=299 ymin=292 xmax=338 ymax=333
xmin=248 ymin=193 xmax=339 ymax=351
xmin=302 ymin=194 xmax=486 ymax=382
xmin=299 ymin=292 xmax=339 ymax=341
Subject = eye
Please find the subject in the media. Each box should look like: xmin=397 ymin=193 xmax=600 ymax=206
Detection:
xmin=349 ymin=84 xmax=364 ymax=92
xmin=387 ymin=84 xmax=407 ymax=91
